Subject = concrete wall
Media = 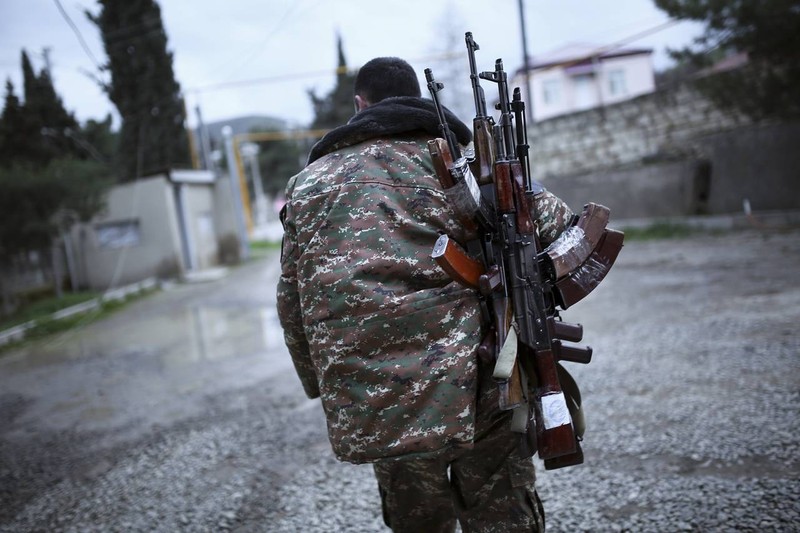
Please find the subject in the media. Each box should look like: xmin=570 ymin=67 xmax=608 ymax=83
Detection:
xmin=74 ymin=171 xmax=239 ymax=289
xmin=76 ymin=176 xmax=185 ymax=290
xmin=212 ymin=174 xmax=244 ymax=263
xmin=183 ymin=185 xmax=219 ymax=270
xmin=211 ymin=176 xmax=237 ymax=238
xmin=541 ymin=159 xmax=707 ymax=219
xmin=697 ymin=122 xmax=800 ymax=214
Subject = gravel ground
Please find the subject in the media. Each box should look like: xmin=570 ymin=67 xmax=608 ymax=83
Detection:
xmin=1 ymin=226 xmax=799 ymax=532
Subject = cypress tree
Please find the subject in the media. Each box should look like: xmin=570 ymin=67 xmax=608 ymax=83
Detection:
xmin=1 ymin=51 xmax=80 ymax=166
xmin=0 ymin=52 xmax=113 ymax=305
xmin=308 ymin=34 xmax=357 ymax=131
xmin=0 ymin=52 xmax=113 ymax=254
xmin=88 ymin=0 xmax=190 ymax=180
xmin=0 ymin=80 xmax=28 ymax=164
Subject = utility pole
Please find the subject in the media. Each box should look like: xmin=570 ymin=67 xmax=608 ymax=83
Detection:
xmin=517 ymin=0 xmax=534 ymax=122
xmin=195 ymin=105 xmax=214 ymax=171
xmin=222 ymin=126 xmax=250 ymax=262
xmin=240 ymin=142 xmax=269 ymax=226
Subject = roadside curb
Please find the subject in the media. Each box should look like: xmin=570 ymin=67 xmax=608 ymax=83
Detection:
xmin=0 ymin=277 xmax=159 ymax=347
xmin=615 ymin=209 xmax=800 ymax=231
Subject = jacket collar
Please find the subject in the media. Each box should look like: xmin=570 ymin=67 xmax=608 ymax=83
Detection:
xmin=307 ymin=96 xmax=472 ymax=164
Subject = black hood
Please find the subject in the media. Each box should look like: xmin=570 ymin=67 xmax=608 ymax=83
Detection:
xmin=307 ymin=96 xmax=472 ymax=164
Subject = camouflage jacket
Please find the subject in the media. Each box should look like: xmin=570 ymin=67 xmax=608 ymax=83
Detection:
xmin=277 ymin=97 xmax=573 ymax=464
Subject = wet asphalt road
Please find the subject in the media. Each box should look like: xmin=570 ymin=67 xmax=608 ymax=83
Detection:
xmin=1 ymin=227 xmax=799 ymax=532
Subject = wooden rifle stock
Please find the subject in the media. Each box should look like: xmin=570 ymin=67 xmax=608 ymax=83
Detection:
xmin=482 ymin=59 xmax=580 ymax=462
xmin=542 ymin=363 xmax=585 ymax=470
xmin=425 ymin=39 xmax=624 ymax=469
xmin=464 ymin=31 xmax=495 ymax=186
xmin=492 ymin=158 xmax=516 ymax=214
xmin=526 ymin=345 xmax=578 ymax=460
xmin=428 ymin=138 xmax=455 ymax=189
xmin=470 ymin=117 xmax=495 ymax=185
xmin=431 ymin=234 xmax=484 ymax=290
xmin=543 ymin=443 xmax=584 ymax=470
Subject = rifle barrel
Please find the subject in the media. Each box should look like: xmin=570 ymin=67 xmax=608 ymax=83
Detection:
xmin=465 ymin=32 xmax=487 ymax=118
xmin=424 ymin=68 xmax=461 ymax=160
xmin=512 ymin=87 xmax=532 ymax=191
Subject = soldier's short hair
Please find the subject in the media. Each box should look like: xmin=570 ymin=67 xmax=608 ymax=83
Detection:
xmin=354 ymin=57 xmax=421 ymax=103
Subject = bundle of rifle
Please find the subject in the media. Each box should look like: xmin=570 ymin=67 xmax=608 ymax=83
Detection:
xmin=425 ymin=32 xmax=624 ymax=470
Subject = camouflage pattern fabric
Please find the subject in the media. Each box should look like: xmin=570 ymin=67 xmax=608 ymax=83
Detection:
xmin=278 ymin=133 xmax=484 ymax=463
xmin=277 ymin=105 xmax=574 ymax=464
xmin=529 ymin=190 xmax=575 ymax=246
xmin=373 ymin=361 xmax=546 ymax=532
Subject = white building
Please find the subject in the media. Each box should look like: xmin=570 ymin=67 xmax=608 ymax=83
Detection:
xmin=514 ymin=43 xmax=656 ymax=122
xmin=70 ymin=169 xmax=243 ymax=290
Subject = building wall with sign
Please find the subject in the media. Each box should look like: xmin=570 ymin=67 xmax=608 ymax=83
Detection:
xmin=72 ymin=170 xmax=232 ymax=290
xmin=74 ymin=176 xmax=185 ymax=290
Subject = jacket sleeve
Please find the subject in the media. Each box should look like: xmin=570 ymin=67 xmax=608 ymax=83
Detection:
xmin=276 ymin=201 xmax=321 ymax=399
xmin=531 ymin=189 xmax=575 ymax=247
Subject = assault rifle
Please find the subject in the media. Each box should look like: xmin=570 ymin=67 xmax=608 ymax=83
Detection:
xmin=425 ymin=33 xmax=624 ymax=470
xmin=465 ymin=32 xmax=494 ymax=185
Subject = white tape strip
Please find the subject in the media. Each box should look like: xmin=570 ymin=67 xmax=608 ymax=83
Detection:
xmin=541 ymin=392 xmax=571 ymax=430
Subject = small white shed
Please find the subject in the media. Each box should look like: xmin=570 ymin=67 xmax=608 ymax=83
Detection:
xmin=72 ymin=169 xmax=241 ymax=290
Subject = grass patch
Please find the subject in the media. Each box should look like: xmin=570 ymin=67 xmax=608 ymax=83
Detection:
xmin=248 ymin=239 xmax=282 ymax=259
xmin=0 ymin=288 xmax=156 ymax=353
xmin=621 ymin=221 xmax=699 ymax=241
xmin=0 ymin=291 xmax=100 ymax=331
xmin=250 ymin=239 xmax=281 ymax=251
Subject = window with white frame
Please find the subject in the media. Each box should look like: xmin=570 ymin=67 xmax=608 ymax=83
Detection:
xmin=542 ymin=79 xmax=561 ymax=105
xmin=608 ymin=70 xmax=627 ymax=96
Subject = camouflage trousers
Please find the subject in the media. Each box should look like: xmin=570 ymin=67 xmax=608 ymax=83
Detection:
xmin=372 ymin=363 xmax=546 ymax=533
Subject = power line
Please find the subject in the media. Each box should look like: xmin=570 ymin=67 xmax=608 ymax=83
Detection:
xmin=591 ymin=19 xmax=682 ymax=56
xmin=530 ymin=20 xmax=681 ymax=73
xmin=220 ymin=0 xmax=324 ymax=82
xmin=189 ymin=20 xmax=683 ymax=96
xmin=188 ymin=52 xmax=460 ymax=95
xmin=52 ymin=0 xmax=102 ymax=69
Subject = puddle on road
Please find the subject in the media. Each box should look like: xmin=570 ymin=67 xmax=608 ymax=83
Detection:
xmin=1 ymin=304 xmax=287 ymax=372
xmin=0 ymin=300 xmax=295 ymax=435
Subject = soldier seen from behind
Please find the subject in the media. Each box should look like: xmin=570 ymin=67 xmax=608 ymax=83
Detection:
xmin=277 ymin=56 xmax=576 ymax=532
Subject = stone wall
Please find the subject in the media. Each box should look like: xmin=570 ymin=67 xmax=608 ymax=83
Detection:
xmin=529 ymin=83 xmax=800 ymax=218
xmin=697 ymin=121 xmax=800 ymax=214
xmin=529 ymin=83 xmax=749 ymax=179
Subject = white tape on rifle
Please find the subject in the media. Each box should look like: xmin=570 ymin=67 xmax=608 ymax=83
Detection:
xmin=456 ymin=157 xmax=482 ymax=206
xmin=541 ymin=392 xmax=571 ymax=429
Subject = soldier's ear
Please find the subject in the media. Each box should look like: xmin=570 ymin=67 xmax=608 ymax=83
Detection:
xmin=354 ymin=94 xmax=370 ymax=112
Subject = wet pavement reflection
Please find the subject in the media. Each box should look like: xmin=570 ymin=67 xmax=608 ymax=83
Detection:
xmin=3 ymin=304 xmax=284 ymax=370
xmin=0 ymin=254 xmax=293 ymax=436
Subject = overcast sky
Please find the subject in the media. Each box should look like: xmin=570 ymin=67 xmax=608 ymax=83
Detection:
xmin=0 ymin=0 xmax=704 ymax=129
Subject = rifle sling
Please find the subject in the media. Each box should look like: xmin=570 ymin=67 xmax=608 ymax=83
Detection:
xmin=557 ymin=363 xmax=585 ymax=438
xmin=492 ymin=325 xmax=518 ymax=380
